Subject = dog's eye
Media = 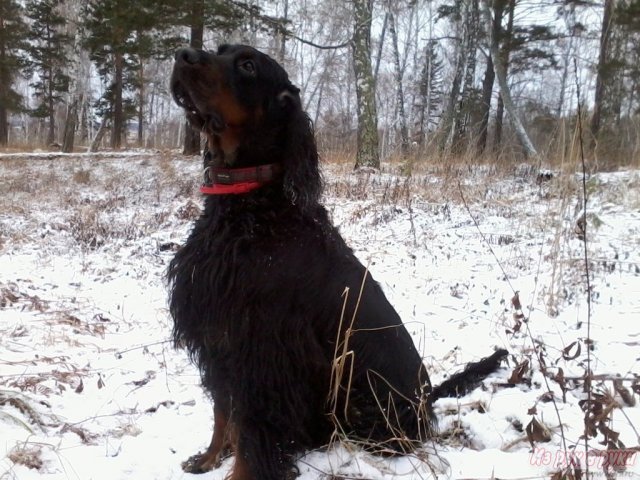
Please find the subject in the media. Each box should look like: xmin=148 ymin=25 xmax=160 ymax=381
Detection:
xmin=238 ymin=59 xmax=256 ymax=76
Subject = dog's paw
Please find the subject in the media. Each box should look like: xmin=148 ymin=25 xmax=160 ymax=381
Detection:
xmin=286 ymin=464 xmax=301 ymax=480
xmin=181 ymin=452 xmax=215 ymax=474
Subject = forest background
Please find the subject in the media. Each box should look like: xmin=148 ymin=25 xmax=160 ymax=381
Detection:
xmin=0 ymin=0 xmax=638 ymax=170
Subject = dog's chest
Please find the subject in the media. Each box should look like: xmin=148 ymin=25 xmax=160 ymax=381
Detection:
xmin=174 ymin=210 xmax=287 ymax=308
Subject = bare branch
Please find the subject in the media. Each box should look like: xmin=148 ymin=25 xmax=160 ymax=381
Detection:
xmin=229 ymin=0 xmax=351 ymax=50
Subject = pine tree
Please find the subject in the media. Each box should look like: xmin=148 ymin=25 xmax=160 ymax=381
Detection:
xmin=161 ymin=0 xmax=246 ymax=155
xmin=82 ymin=0 xmax=173 ymax=149
xmin=25 ymin=0 xmax=71 ymax=145
xmin=0 ymin=0 xmax=29 ymax=146
xmin=83 ymin=0 xmax=244 ymax=151
xmin=82 ymin=0 xmax=131 ymax=149
xmin=176 ymin=0 xmax=205 ymax=156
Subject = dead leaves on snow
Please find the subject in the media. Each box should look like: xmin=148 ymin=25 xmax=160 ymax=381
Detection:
xmin=501 ymin=289 xmax=640 ymax=465
xmin=526 ymin=416 xmax=552 ymax=449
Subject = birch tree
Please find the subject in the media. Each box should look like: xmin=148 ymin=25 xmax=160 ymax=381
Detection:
xmin=451 ymin=0 xmax=480 ymax=151
xmin=352 ymin=0 xmax=380 ymax=169
xmin=477 ymin=0 xmax=504 ymax=154
xmin=388 ymin=9 xmax=409 ymax=155
xmin=438 ymin=0 xmax=465 ymax=151
xmin=414 ymin=40 xmax=443 ymax=146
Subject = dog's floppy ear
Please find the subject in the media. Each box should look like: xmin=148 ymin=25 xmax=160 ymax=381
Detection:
xmin=280 ymin=84 xmax=322 ymax=212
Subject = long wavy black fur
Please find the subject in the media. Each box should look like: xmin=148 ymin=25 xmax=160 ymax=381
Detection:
xmin=168 ymin=44 xmax=506 ymax=480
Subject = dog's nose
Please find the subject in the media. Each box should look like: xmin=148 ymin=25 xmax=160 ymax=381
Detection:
xmin=175 ymin=47 xmax=201 ymax=64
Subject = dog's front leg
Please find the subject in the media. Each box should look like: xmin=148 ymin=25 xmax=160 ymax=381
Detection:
xmin=230 ymin=422 xmax=297 ymax=480
xmin=182 ymin=403 xmax=232 ymax=473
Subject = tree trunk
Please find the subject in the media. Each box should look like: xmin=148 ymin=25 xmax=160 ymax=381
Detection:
xmin=477 ymin=0 xmax=503 ymax=154
xmin=90 ymin=117 xmax=109 ymax=152
xmin=416 ymin=33 xmax=439 ymax=147
xmin=183 ymin=0 xmax=204 ymax=156
xmin=493 ymin=0 xmax=514 ymax=152
xmin=111 ymin=50 xmax=124 ymax=149
xmin=0 ymin=33 xmax=8 ymax=146
xmin=277 ymin=0 xmax=288 ymax=63
xmin=477 ymin=55 xmax=495 ymax=154
xmin=352 ymin=0 xmax=380 ymax=169
xmin=590 ymin=0 xmax=614 ymax=144
xmin=556 ymin=13 xmax=575 ymax=118
xmin=482 ymin=0 xmax=537 ymax=159
xmin=80 ymin=98 xmax=88 ymax=143
xmin=0 ymin=105 xmax=7 ymax=146
xmin=138 ymin=60 xmax=144 ymax=146
xmin=62 ymin=94 xmax=81 ymax=153
xmin=388 ymin=12 xmax=409 ymax=156
xmin=440 ymin=10 xmax=465 ymax=151
xmin=373 ymin=12 xmax=388 ymax=86
xmin=494 ymin=94 xmax=504 ymax=150
xmin=453 ymin=0 xmax=480 ymax=150
xmin=47 ymin=65 xmax=55 ymax=145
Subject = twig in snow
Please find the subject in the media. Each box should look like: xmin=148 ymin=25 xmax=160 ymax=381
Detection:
xmin=114 ymin=340 xmax=170 ymax=358
xmin=457 ymin=181 xmax=571 ymax=463
xmin=574 ymin=57 xmax=593 ymax=479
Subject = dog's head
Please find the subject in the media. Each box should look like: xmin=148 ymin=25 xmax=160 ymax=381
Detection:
xmin=171 ymin=44 xmax=320 ymax=208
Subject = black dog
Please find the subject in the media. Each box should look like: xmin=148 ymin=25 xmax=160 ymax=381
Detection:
xmin=169 ymin=44 xmax=507 ymax=480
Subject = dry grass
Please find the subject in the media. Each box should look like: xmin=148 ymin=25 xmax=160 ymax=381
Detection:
xmin=72 ymin=169 xmax=91 ymax=184
xmin=0 ymin=152 xmax=201 ymax=253
xmin=8 ymin=444 xmax=44 ymax=471
xmin=1 ymin=148 xmax=638 ymax=479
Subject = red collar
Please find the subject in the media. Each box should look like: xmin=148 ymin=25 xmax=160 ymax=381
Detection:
xmin=200 ymin=163 xmax=283 ymax=195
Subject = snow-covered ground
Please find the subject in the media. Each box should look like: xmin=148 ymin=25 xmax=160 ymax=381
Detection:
xmin=1 ymin=151 xmax=638 ymax=480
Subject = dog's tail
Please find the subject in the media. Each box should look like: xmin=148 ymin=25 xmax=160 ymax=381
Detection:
xmin=430 ymin=349 xmax=508 ymax=401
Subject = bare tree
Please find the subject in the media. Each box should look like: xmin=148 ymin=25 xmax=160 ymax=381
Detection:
xmin=477 ymin=0 xmax=504 ymax=154
xmin=438 ymin=0 xmax=466 ymax=151
xmin=414 ymin=40 xmax=443 ymax=145
xmin=493 ymin=0 xmax=514 ymax=151
xmin=388 ymin=9 xmax=409 ymax=156
xmin=452 ymin=0 xmax=480 ymax=151
xmin=481 ymin=0 xmax=537 ymax=158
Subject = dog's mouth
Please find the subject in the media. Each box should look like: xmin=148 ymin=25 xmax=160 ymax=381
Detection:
xmin=172 ymin=81 xmax=198 ymax=115
xmin=171 ymin=80 xmax=227 ymax=134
